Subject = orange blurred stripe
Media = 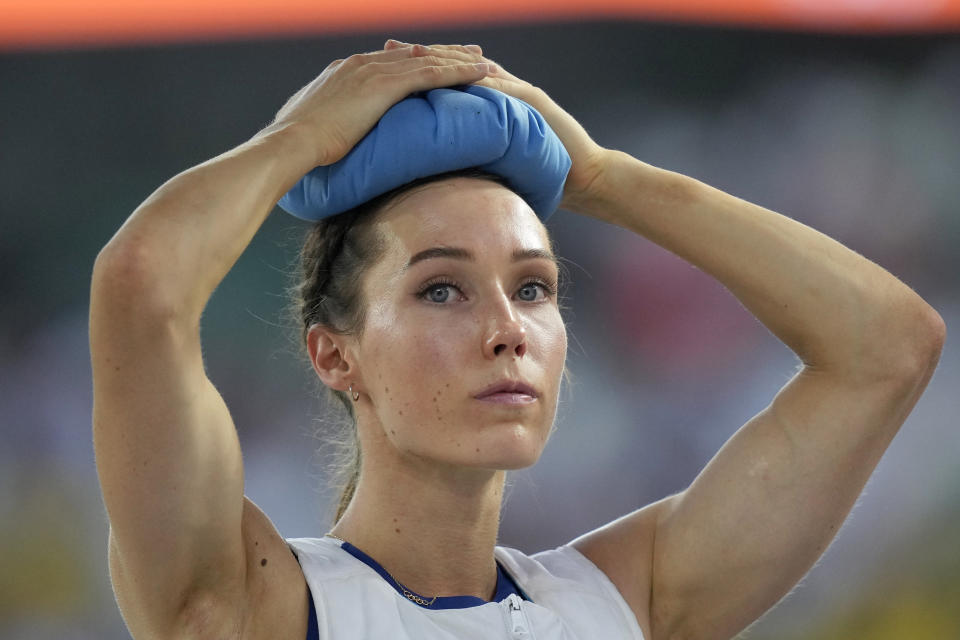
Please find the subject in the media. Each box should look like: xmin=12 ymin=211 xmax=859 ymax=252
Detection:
xmin=3 ymin=0 xmax=959 ymax=49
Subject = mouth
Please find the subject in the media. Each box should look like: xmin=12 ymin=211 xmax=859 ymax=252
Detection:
xmin=473 ymin=380 xmax=539 ymax=405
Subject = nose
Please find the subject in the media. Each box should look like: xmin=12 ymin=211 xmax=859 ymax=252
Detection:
xmin=483 ymin=299 xmax=527 ymax=360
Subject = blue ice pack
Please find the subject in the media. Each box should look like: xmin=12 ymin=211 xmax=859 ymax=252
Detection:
xmin=278 ymin=85 xmax=570 ymax=221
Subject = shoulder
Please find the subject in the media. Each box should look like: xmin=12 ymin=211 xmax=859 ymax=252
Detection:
xmin=237 ymin=497 xmax=311 ymax=640
xmin=111 ymin=496 xmax=311 ymax=640
xmin=564 ymin=497 xmax=673 ymax=639
xmin=496 ymin=543 xmax=649 ymax=640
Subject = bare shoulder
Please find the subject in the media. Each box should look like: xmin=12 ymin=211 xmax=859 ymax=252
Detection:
xmin=239 ymin=496 xmax=311 ymax=640
xmin=107 ymin=496 xmax=309 ymax=640
xmin=570 ymin=497 xmax=675 ymax=640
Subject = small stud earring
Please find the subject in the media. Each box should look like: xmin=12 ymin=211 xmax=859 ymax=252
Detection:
xmin=348 ymin=384 xmax=360 ymax=402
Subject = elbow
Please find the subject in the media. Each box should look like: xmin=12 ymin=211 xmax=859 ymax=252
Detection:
xmin=862 ymin=300 xmax=946 ymax=385
xmin=93 ymin=237 xmax=163 ymax=285
xmin=93 ymin=240 xmax=148 ymax=287
xmin=90 ymin=242 xmax=186 ymax=326
xmin=922 ymin=306 xmax=946 ymax=362
xmin=894 ymin=302 xmax=945 ymax=379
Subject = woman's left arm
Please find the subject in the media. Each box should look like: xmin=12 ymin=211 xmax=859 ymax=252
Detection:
xmin=569 ymin=151 xmax=944 ymax=640
xmin=463 ymin=53 xmax=946 ymax=639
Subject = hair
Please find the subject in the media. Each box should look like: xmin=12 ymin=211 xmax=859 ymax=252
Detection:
xmin=291 ymin=167 xmax=516 ymax=523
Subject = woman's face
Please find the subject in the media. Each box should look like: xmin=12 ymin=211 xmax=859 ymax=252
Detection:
xmin=352 ymin=177 xmax=567 ymax=471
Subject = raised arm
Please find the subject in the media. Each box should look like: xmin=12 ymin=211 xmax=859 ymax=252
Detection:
xmin=467 ymin=58 xmax=945 ymax=639
xmin=570 ymin=152 xmax=944 ymax=640
xmin=90 ymin=44 xmax=494 ymax=639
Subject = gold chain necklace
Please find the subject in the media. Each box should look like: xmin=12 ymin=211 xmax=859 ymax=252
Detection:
xmin=325 ymin=534 xmax=439 ymax=607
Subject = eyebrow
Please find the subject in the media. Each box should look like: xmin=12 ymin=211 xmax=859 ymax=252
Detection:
xmin=405 ymin=246 xmax=558 ymax=271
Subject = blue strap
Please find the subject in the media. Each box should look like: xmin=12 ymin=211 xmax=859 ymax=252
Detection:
xmin=305 ymin=584 xmax=319 ymax=640
xmin=291 ymin=546 xmax=321 ymax=640
xmin=339 ymin=541 xmax=530 ymax=610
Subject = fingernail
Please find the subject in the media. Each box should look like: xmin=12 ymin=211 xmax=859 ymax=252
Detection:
xmin=466 ymin=44 xmax=482 ymax=53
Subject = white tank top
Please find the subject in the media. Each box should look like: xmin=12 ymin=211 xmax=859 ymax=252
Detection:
xmin=287 ymin=537 xmax=646 ymax=640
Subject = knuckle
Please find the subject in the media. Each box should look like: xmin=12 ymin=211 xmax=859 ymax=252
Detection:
xmin=344 ymin=52 xmax=369 ymax=67
xmin=420 ymin=64 xmax=445 ymax=78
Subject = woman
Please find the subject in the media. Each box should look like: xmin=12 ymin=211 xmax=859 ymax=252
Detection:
xmin=90 ymin=40 xmax=944 ymax=640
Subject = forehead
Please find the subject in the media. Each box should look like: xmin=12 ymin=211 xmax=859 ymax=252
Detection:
xmin=373 ymin=178 xmax=551 ymax=264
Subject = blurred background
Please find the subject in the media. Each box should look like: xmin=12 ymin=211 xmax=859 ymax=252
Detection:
xmin=1 ymin=1 xmax=958 ymax=638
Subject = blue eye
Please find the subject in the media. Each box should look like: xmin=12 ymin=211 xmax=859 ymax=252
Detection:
xmin=516 ymin=280 xmax=556 ymax=302
xmin=419 ymin=280 xmax=462 ymax=304
xmin=425 ymin=284 xmax=455 ymax=303
xmin=517 ymin=283 xmax=541 ymax=302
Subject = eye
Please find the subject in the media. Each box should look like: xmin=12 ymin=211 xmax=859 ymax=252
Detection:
xmin=516 ymin=279 xmax=556 ymax=302
xmin=418 ymin=280 xmax=463 ymax=304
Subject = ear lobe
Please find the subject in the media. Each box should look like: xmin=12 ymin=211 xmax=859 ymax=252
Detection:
xmin=306 ymin=324 xmax=354 ymax=390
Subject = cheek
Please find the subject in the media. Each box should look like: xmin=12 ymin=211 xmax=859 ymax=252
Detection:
xmin=363 ymin=314 xmax=474 ymax=428
xmin=532 ymin=310 xmax=568 ymax=370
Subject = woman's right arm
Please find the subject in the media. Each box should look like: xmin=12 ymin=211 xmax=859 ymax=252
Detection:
xmin=90 ymin=43 xmax=492 ymax=639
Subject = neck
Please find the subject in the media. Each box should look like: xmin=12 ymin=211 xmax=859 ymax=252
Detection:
xmin=329 ymin=442 xmax=505 ymax=601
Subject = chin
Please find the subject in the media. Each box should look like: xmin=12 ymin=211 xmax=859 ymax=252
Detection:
xmin=470 ymin=422 xmax=550 ymax=470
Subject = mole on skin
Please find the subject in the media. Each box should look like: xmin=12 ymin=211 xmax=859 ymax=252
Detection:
xmin=260 ymin=558 xmax=267 ymax=567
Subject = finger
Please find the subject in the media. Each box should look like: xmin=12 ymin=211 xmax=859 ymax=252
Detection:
xmin=426 ymin=43 xmax=483 ymax=56
xmin=356 ymin=43 xmax=480 ymax=69
xmin=477 ymin=57 xmax=515 ymax=81
xmin=407 ymin=43 xmax=483 ymax=66
xmin=387 ymin=59 xmax=495 ymax=93
xmin=373 ymin=53 xmax=493 ymax=77
xmin=385 ymin=39 xmax=482 ymax=57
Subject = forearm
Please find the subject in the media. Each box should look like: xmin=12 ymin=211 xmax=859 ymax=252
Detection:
xmin=584 ymin=149 xmax=942 ymax=377
xmin=95 ymin=123 xmax=316 ymax=324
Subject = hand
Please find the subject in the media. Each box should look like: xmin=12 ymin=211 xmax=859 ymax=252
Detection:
xmin=265 ymin=42 xmax=496 ymax=168
xmin=384 ymin=40 xmax=609 ymax=214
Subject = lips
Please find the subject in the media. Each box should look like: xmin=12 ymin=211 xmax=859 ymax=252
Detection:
xmin=473 ymin=380 xmax=539 ymax=401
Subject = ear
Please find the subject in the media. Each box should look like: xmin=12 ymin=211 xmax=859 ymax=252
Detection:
xmin=306 ymin=324 xmax=357 ymax=392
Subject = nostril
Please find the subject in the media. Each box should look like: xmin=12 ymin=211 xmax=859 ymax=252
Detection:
xmin=493 ymin=344 xmax=506 ymax=356
xmin=515 ymin=343 xmax=526 ymax=357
